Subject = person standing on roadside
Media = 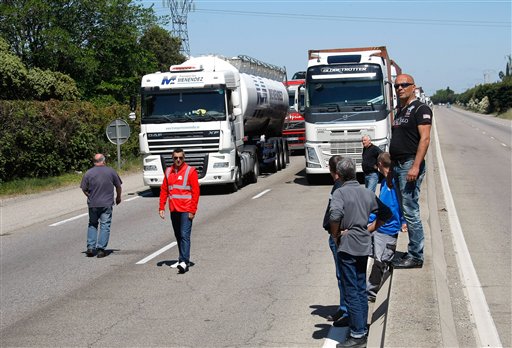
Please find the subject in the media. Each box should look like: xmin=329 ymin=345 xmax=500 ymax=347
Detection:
xmin=81 ymin=154 xmax=122 ymax=258
xmin=329 ymin=157 xmax=392 ymax=347
xmin=389 ymin=74 xmax=433 ymax=269
xmin=361 ymin=135 xmax=382 ymax=193
xmin=322 ymin=155 xmax=348 ymax=327
xmin=367 ymin=152 xmax=406 ymax=302
xmin=159 ymin=148 xmax=200 ymax=274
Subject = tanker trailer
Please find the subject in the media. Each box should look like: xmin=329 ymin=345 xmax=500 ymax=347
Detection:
xmin=135 ymin=55 xmax=289 ymax=194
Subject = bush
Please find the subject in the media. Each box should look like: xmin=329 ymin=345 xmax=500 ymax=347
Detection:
xmin=0 ymin=100 xmax=140 ymax=183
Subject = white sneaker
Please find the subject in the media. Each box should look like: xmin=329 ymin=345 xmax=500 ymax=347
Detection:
xmin=170 ymin=261 xmax=180 ymax=268
xmin=177 ymin=262 xmax=189 ymax=273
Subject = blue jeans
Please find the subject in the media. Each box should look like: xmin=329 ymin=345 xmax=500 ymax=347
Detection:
xmin=339 ymin=252 xmax=369 ymax=338
xmin=364 ymin=172 xmax=379 ymax=193
xmin=328 ymin=236 xmax=347 ymax=314
xmin=393 ymin=159 xmax=426 ymax=261
xmin=171 ymin=212 xmax=193 ymax=264
xmin=87 ymin=207 xmax=112 ymax=250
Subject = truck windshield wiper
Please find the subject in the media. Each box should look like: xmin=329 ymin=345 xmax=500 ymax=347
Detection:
xmin=316 ymin=103 xmax=340 ymax=112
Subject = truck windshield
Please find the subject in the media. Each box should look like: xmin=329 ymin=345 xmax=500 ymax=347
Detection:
xmin=308 ymin=80 xmax=383 ymax=107
xmin=141 ymin=89 xmax=227 ymax=123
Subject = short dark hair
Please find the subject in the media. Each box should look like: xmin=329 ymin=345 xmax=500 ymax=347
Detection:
xmin=329 ymin=155 xmax=343 ymax=173
xmin=336 ymin=157 xmax=356 ymax=181
xmin=172 ymin=148 xmax=185 ymax=156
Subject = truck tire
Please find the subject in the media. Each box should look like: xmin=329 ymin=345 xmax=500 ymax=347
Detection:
xmin=151 ymin=187 xmax=160 ymax=197
xmin=284 ymin=140 xmax=290 ymax=164
xmin=268 ymin=138 xmax=281 ymax=173
xmin=229 ymin=162 xmax=243 ymax=193
xmin=279 ymin=138 xmax=287 ymax=169
xmin=248 ymin=156 xmax=259 ymax=184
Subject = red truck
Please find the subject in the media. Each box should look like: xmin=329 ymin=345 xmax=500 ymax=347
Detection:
xmin=283 ymin=77 xmax=306 ymax=153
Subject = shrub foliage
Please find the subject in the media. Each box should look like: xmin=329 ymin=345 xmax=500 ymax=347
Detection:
xmin=0 ymin=100 xmax=140 ymax=183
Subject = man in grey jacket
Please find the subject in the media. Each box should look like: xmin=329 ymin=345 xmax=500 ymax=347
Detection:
xmin=329 ymin=157 xmax=391 ymax=348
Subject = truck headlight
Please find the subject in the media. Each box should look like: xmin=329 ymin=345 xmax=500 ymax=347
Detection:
xmin=213 ymin=162 xmax=229 ymax=168
xmin=144 ymin=165 xmax=158 ymax=171
xmin=306 ymin=147 xmax=319 ymax=163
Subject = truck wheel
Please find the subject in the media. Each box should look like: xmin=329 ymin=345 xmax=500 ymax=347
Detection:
xmin=229 ymin=165 xmax=242 ymax=193
xmin=248 ymin=157 xmax=259 ymax=184
xmin=279 ymin=139 xmax=287 ymax=169
xmin=150 ymin=187 xmax=160 ymax=196
xmin=284 ymin=140 xmax=290 ymax=164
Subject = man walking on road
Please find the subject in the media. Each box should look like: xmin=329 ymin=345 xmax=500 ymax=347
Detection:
xmin=81 ymin=153 xmax=122 ymax=258
xmin=389 ymin=74 xmax=433 ymax=269
xmin=361 ymin=135 xmax=382 ymax=193
xmin=159 ymin=148 xmax=200 ymax=274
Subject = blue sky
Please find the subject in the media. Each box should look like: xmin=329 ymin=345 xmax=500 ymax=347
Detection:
xmin=142 ymin=0 xmax=511 ymax=95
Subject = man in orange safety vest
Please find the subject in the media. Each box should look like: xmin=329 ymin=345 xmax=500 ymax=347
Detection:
xmin=159 ymin=148 xmax=200 ymax=273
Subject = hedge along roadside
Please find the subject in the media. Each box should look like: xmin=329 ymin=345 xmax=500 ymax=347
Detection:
xmin=0 ymin=100 xmax=140 ymax=183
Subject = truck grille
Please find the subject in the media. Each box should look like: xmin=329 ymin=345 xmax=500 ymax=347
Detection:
xmin=320 ymin=142 xmax=363 ymax=166
xmin=147 ymin=130 xmax=220 ymax=179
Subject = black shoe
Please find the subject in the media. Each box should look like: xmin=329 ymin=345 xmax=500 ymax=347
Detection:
xmin=336 ymin=335 xmax=367 ymax=348
xmin=393 ymin=257 xmax=423 ymax=269
xmin=96 ymin=249 xmax=107 ymax=258
xmin=177 ymin=262 xmax=189 ymax=273
xmin=327 ymin=309 xmax=346 ymax=322
xmin=332 ymin=315 xmax=349 ymax=327
xmin=86 ymin=249 xmax=95 ymax=257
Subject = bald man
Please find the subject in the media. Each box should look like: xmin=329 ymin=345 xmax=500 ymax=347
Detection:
xmin=81 ymin=154 xmax=122 ymax=258
xmin=389 ymin=74 xmax=432 ymax=269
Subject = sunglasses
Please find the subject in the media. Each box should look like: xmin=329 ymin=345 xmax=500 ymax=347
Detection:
xmin=394 ymin=83 xmax=413 ymax=89
xmin=173 ymin=156 xmax=184 ymax=160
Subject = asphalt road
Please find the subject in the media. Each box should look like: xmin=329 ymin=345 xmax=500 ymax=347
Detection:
xmin=434 ymin=106 xmax=511 ymax=347
xmin=1 ymin=107 xmax=510 ymax=347
xmin=1 ymin=157 xmax=345 ymax=346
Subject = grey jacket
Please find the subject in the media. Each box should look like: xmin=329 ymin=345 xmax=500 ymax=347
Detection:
xmin=329 ymin=180 xmax=392 ymax=256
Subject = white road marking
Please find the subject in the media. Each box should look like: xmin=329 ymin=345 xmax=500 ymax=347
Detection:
xmin=252 ymin=189 xmax=271 ymax=199
xmin=136 ymin=242 xmax=177 ymax=265
xmin=125 ymin=196 xmax=141 ymax=202
xmin=49 ymin=196 xmax=141 ymax=226
xmin=501 ymin=143 xmax=507 ymax=147
xmin=433 ymin=118 xmax=502 ymax=347
xmin=49 ymin=213 xmax=88 ymax=226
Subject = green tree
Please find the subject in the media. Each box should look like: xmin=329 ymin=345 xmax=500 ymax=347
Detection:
xmin=0 ymin=0 xmax=176 ymax=101
xmin=140 ymin=25 xmax=186 ymax=72
xmin=431 ymin=87 xmax=456 ymax=104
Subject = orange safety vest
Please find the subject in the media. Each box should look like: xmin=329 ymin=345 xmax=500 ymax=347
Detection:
xmin=159 ymin=163 xmax=200 ymax=213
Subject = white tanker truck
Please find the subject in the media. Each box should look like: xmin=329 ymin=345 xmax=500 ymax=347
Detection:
xmin=134 ymin=55 xmax=289 ymax=195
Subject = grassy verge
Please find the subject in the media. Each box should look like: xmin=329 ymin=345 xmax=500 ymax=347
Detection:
xmin=497 ymin=108 xmax=512 ymax=120
xmin=0 ymin=157 xmax=142 ymax=198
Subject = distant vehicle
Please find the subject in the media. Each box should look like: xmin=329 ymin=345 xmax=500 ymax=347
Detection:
xmin=283 ymin=79 xmax=306 ymax=152
xmin=301 ymin=46 xmax=401 ymax=182
xmin=134 ymin=54 xmax=289 ymax=194
xmin=292 ymin=71 xmax=306 ymax=80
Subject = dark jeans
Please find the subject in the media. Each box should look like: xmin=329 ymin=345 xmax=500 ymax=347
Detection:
xmin=393 ymin=159 xmax=426 ymax=261
xmin=339 ymin=252 xmax=369 ymax=338
xmin=328 ymin=235 xmax=347 ymax=314
xmin=170 ymin=212 xmax=193 ymax=264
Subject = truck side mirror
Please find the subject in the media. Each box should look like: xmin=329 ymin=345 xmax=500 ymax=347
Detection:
xmin=232 ymin=107 xmax=242 ymax=120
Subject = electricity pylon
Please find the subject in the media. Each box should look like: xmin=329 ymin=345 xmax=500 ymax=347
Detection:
xmin=167 ymin=0 xmax=195 ymax=57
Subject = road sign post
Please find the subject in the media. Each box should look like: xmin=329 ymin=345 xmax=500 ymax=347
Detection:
xmin=106 ymin=119 xmax=131 ymax=170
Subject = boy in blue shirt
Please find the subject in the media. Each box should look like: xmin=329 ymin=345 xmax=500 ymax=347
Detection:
xmin=367 ymin=152 xmax=407 ymax=302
